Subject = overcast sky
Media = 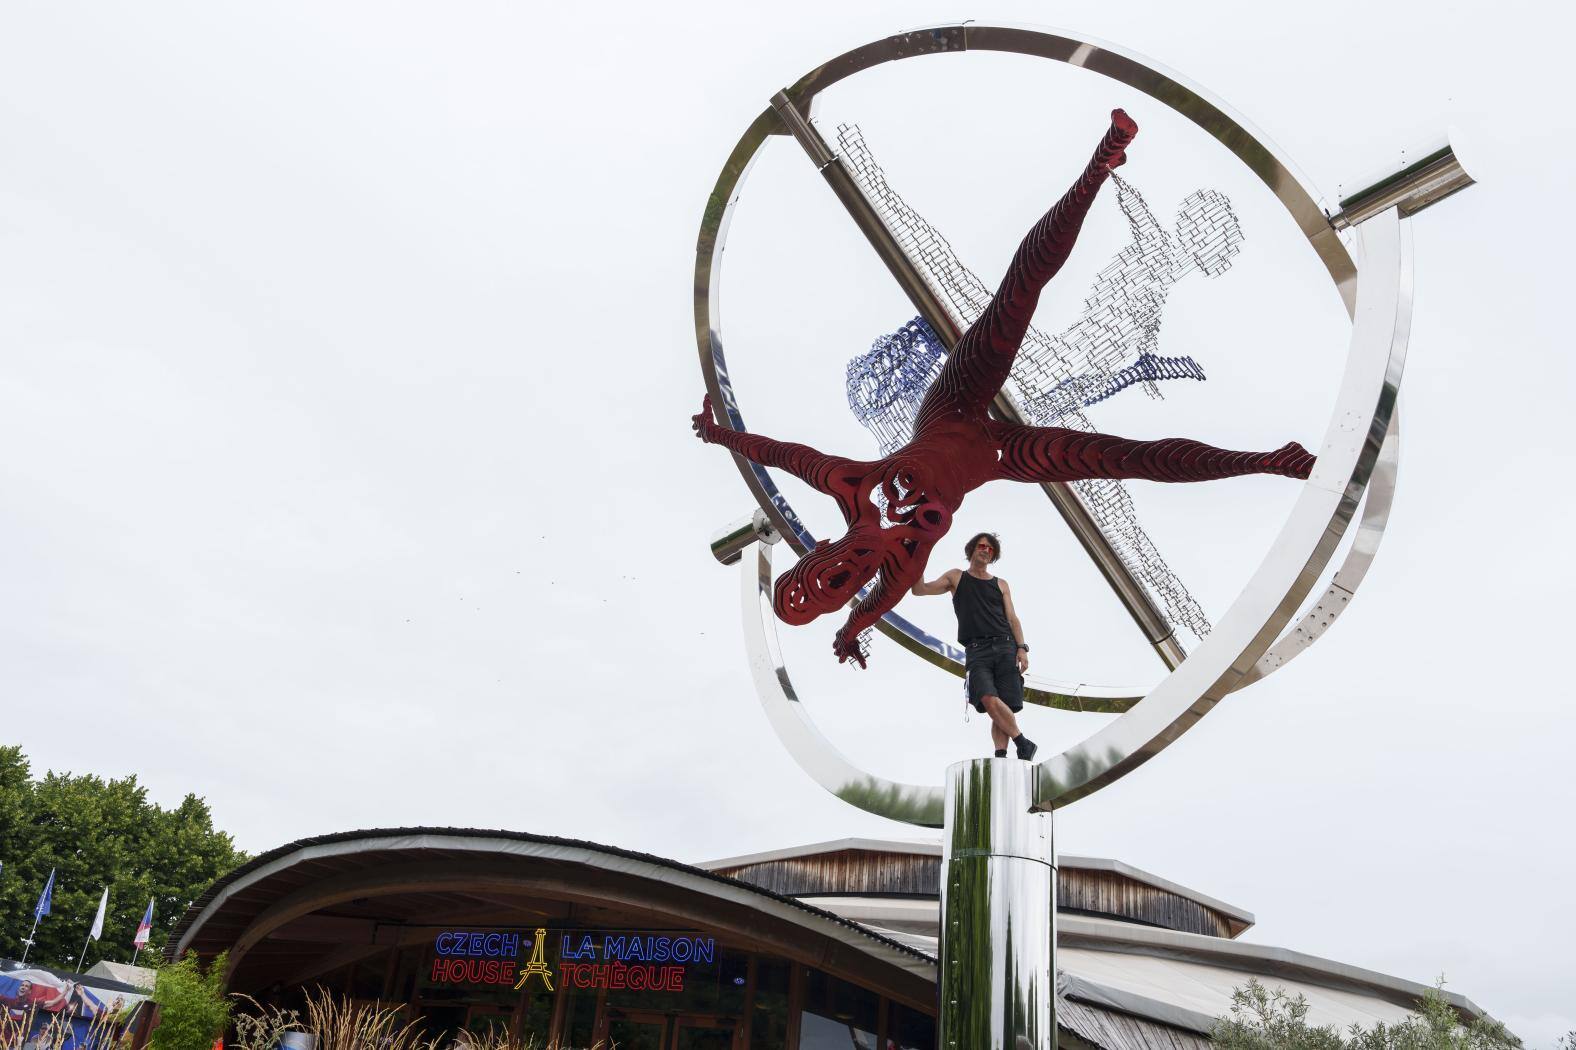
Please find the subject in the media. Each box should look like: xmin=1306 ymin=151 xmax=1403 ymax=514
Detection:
xmin=2 ymin=1 xmax=1571 ymax=1044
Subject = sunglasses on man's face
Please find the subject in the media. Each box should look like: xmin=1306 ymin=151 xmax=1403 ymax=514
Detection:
xmin=974 ymin=543 xmax=995 ymax=553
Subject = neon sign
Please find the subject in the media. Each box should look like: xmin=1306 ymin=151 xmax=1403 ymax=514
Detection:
xmin=426 ymin=929 xmax=716 ymax=994
xmin=557 ymin=962 xmax=685 ymax=992
xmin=560 ymin=935 xmax=715 ymax=965
xmin=516 ymin=929 xmax=554 ymax=991
xmin=430 ymin=957 xmax=517 ymax=985
xmin=430 ymin=929 xmax=526 ymax=987
xmin=556 ymin=934 xmax=714 ymax=992
xmin=435 ymin=933 xmax=519 ymax=957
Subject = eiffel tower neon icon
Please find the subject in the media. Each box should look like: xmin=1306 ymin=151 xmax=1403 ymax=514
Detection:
xmin=513 ymin=928 xmax=554 ymax=991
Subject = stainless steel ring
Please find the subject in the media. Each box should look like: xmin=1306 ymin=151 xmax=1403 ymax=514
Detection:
xmin=698 ymin=23 xmax=1414 ymax=818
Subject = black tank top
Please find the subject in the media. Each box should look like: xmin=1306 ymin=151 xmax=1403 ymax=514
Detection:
xmin=953 ymin=573 xmax=1012 ymax=646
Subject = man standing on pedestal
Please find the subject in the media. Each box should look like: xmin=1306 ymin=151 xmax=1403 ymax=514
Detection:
xmin=911 ymin=532 xmax=1037 ymax=760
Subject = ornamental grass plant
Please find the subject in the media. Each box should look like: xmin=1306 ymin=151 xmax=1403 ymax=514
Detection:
xmin=227 ymin=995 xmax=303 ymax=1050
xmin=0 ymin=1001 xmax=131 ymax=1050
xmin=230 ymin=991 xmax=613 ymax=1050
xmin=302 ymin=991 xmax=431 ymax=1050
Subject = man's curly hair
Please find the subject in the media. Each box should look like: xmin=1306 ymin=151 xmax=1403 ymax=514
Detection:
xmin=964 ymin=532 xmax=1002 ymax=563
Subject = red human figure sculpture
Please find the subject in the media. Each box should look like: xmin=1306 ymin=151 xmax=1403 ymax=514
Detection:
xmin=693 ymin=110 xmax=1314 ymax=668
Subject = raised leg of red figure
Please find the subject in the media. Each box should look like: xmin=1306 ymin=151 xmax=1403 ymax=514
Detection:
xmin=693 ymin=396 xmax=865 ymax=521
xmin=914 ymin=110 xmax=1139 ymax=433
xmin=992 ymin=422 xmax=1315 ymax=484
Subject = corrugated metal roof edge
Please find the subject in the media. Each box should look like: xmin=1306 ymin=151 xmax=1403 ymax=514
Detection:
xmin=1059 ymin=915 xmax=1491 ymax=1026
xmin=168 ymin=826 xmax=937 ymax=970
xmin=1061 ymin=972 xmax=1221 ymax=1037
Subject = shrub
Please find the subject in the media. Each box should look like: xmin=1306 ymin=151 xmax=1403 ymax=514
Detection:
xmin=151 ymin=952 xmax=232 ymax=1050
xmin=1213 ymin=977 xmax=1523 ymax=1049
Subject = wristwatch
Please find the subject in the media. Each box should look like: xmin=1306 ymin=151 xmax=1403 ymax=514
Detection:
xmin=1016 ymin=643 xmax=1030 ymax=651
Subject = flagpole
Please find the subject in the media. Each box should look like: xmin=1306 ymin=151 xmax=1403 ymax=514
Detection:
xmin=22 ymin=868 xmax=56 ymax=966
xmin=78 ymin=885 xmax=109 ymax=973
xmin=130 ymin=897 xmax=154 ymax=970
xmin=19 ymin=912 xmax=41 ymax=965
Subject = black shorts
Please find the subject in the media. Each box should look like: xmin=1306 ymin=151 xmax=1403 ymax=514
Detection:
xmin=965 ymin=640 xmax=1024 ymax=713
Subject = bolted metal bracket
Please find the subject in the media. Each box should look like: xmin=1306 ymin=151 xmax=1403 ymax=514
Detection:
xmin=710 ymin=509 xmax=780 ymax=565
xmin=1331 ymin=140 xmax=1475 ymax=230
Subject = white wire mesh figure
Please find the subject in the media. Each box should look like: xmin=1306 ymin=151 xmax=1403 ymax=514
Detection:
xmin=839 ymin=125 xmax=1241 ymax=641
xmin=1011 ymin=174 xmax=1243 ymax=424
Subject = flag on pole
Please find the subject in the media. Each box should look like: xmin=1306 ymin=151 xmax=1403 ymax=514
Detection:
xmin=88 ymin=887 xmax=109 ymax=941
xmin=133 ymin=899 xmax=154 ymax=949
xmin=34 ymin=869 xmax=55 ymax=921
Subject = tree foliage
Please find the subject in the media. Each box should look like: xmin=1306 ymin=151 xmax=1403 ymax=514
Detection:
xmin=151 ymin=952 xmax=232 ymax=1050
xmin=1213 ymin=978 xmax=1524 ymax=1049
xmin=0 ymin=745 xmax=245 ymax=968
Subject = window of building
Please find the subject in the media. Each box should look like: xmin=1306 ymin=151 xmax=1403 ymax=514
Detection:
xmin=519 ymin=987 xmax=554 ymax=1044
xmin=347 ymin=953 xmax=388 ymax=1001
xmin=799 ymin=969 xmax=879 ymax=1050
xmin=887 ymin=1000 xmax=937 ymax=1050
xmin=389 ymin=944 xmax=424 ymax=1004
xmin=560 ymin=984 xmax=599 ymax=1049
xmin=749 ymin=958 xmax=790 ymax=1050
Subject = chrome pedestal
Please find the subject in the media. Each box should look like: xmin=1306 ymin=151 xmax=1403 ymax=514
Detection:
xmin=941 ymin=759 xmax=1057 ymax=1050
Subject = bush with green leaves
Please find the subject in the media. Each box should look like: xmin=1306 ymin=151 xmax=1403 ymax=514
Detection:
xmin=1213 ymin=978 xmax=1524 ymax=1049
xmin=151 ymin=952 xmax=232 ymax=1050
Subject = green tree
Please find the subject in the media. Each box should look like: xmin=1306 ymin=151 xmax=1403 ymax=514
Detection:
xmin=151 ymin=951 xmax=232 ymax=1050
xmin=1214 ymin=978 xmax=1523 ymax=1049
xmin=0 ymin=745 xmax=245 ymax=969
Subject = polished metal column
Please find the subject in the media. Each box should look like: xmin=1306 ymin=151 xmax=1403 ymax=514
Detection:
xmin=940 ymin=758 xmax=1056 ymax=1049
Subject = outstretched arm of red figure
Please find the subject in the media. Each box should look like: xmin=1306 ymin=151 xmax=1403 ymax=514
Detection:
xmin=914 ymin=110 xmax=1138 ymax=433
xmin=992 ymin=422 xmax=1315 ymax=484
xmin=829 ymin=551 xmax=935 ymax=668
xmin=693 ymin=395 xmax=864 ymax=522
xmin=831 ymin=575 xmax=902 ymax=669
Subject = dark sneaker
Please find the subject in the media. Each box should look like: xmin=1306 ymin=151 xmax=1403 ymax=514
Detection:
xmin=1014 ymin=736 xmax=1038 ymax=761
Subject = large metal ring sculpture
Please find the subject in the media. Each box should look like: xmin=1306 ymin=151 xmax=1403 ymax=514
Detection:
xmin=695 ymin=25 xmax=1418 ymax=825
